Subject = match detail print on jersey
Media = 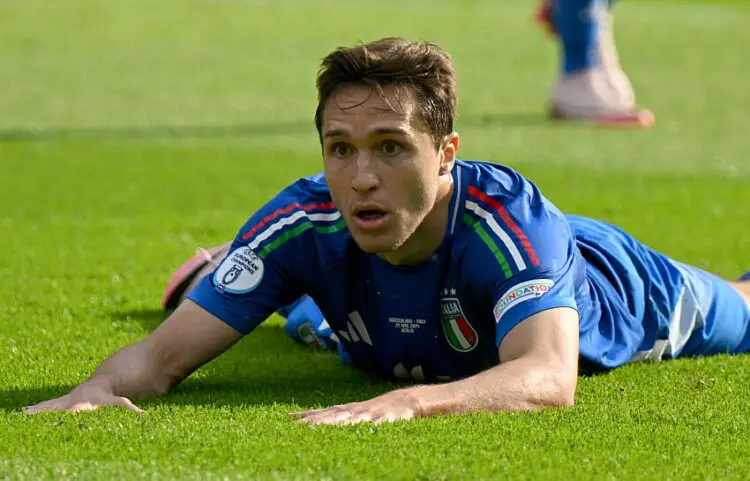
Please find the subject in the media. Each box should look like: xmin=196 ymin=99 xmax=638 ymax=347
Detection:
xmin=463 ymin=186 xmax=540 ymax=278
xmin=241 ymin=202 xmax=346 ymax=258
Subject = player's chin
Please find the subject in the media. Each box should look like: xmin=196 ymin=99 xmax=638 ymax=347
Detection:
xmin=350 ymin=232 xmax=402 ymax=254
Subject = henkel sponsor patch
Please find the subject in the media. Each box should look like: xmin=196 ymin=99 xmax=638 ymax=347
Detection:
xmin=213 ymin=246 xmax=264 ymax=294
xmin=493 ymin=279 xmax=555 ymax=323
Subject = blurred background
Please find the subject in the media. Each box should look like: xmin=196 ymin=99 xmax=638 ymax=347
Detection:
xmin=1 ymin=2 xmax=750 ymax=478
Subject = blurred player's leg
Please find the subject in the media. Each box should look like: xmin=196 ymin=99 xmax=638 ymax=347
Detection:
xmin=537 ymin=0 xmax=654 ymax=126
xmin=598 ymin=1 xmax=634 ymax=107
xmin=161 ymin=243 xmax=232 ymax=310
xmin=568 ymin=215 xmax=750 ymax=366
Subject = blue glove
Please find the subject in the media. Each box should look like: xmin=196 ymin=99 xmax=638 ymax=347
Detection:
xmin=282 ymin=296 xmax=336 ymax=350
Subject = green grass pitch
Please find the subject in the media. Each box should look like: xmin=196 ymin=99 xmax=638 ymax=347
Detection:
xmin=1 ymin=0 xmax=750 ymax=479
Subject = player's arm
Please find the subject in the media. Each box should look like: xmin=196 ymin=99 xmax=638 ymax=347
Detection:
xmin=24 ymin=300 xmax=242 ymax=413
xmin=25 ymin=182 xmax=318 ymax=414
xmin=415 ymin=202 xmax=583 ymax=414
xmin=292 ymin=187 xmax=582 ymax=424
xmin=414 ymin=306 xmax=579 ymax=415
xmin=291 ymin=307 xmax=579 ymax=424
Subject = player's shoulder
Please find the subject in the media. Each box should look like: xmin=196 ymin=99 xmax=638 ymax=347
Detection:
xmin=457 ymin=159 xmax=541 ymax=205
xmin=236 ymin=173 xmax=349 ymax=259
xmin=287 ymin=172 xmax=332 ymax=199
xmin=452 ymin=160 xmax=572 ymax=278
xmin=272 ymin=172 xmax=333 ymax=205
xmin=456 ymin=158 xmax=567 ymax=223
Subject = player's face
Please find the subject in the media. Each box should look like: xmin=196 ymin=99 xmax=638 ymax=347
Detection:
xmin=321 ymin=84 xmax=458 ymax=264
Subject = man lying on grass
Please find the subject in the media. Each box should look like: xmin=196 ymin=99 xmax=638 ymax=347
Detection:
xmin=26 ymin=37 xmax=750 ymax=425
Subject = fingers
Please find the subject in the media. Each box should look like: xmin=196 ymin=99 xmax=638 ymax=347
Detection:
xmin=304 ymin=409 xmax=363 ymax=426
xmin=22 ymin=394 xmax=143 ymax=414
xmin=69 ymin=402 xmax=98 ymax=413
xmin=372 ymin=410 xmax=414 ymax=424
xmin=23 ymin=399 xmax=61 ymax=414
xmin=288 ymin=407 xmax=327 ymax=419
xmin=24 ymin=399 xmax=95 ymax=414
xmin=113 ymin=396 xmax=144 ymax=414
xmin=290 ymin=403 xmax=354 ymax=421
xmin=292 ymin=405 xmax=350 ymax=425
xmin=293 ymin=404 xmax=413 ymax=426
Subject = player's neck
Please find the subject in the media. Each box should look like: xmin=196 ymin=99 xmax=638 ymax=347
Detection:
xmin=379 ymin=175 xmax=454 ymax=266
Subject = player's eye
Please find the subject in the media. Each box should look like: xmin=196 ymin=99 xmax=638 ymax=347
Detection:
xmin=331 ymin=143 xmax=352 ymax=158
xmin=380 ymin=140 xmax=402 ymax=156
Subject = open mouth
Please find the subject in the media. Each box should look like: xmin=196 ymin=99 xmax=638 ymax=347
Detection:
xmin=352 ymin=207 xmax=389 ymax=230
xmin=355 ymin=209 xmax=386 ymax=221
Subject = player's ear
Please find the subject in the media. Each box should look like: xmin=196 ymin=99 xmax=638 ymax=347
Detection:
xmin=438 ymin=132 xmax=459 ymax=175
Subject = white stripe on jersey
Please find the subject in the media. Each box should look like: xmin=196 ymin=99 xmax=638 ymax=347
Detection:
xmin=393 ymin=363 xmax=410 ymax=379
xmin=465 ymin=200 xmax=527 ymax=271
xmin=308 ymin=212 xmax=341 ymax=222
xmin=410 ymin=366 xmax=425 ymax=381
xmin=448 ymin=318 xmax=472 ymax=350
xmin=348 ymin=311 xmax=372 ymax=346
xmin=449 ymin=167 xmax=462 ymax=235
xmin=248 ymin=209 xmax=342 ymax=250
xmin=347 ymin=322 xmax=360 ymax=343
xmin=629 ymin=280 xmax=705 ymax=362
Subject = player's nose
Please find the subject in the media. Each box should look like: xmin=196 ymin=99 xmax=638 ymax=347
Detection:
xmin=351 ymin=155 xmax=380 ymax=193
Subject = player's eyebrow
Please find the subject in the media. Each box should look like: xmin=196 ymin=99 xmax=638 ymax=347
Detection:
xmin=370 ymin=127 xmax=411 ymax=137
xmin=323 ymin=127 xmax=411 ymax=139
xmin=322 ymin=129 xmax=348 ymax=139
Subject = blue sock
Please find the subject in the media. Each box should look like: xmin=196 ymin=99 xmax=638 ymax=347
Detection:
xmin=555 ymin=0 xmax=606 ymax=75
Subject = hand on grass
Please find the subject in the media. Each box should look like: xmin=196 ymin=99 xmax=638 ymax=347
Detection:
xmin=289 ymin=387 xmax=424 ymax=425
xmin=23 ymin=384 xmax=143 ymax=414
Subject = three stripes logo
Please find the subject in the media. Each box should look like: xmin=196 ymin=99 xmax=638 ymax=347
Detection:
xmin=440 ymin=293 xmax=478 ymax=352
xmin=337 ymin=311 xmax=373 ymax=346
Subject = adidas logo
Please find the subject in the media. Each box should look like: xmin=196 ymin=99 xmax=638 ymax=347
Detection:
xmin=337 ymin=311 xmax=372 ymax=346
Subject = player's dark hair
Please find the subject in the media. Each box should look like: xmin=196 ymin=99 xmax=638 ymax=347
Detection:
xmin=314 ymin=37 xmax=458 ymax=148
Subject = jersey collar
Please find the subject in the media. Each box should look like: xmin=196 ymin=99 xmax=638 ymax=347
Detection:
xmin=446 ymin=160 xmax=467 ymax=237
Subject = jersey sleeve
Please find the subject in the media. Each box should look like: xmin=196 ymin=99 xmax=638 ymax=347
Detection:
xmin=463 ymin=183 xmax=581 ymax=348
xmin=187 ymin=178 xmax=332 ymax=335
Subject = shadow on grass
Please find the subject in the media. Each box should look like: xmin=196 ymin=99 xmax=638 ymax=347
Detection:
xmin=3 ymin=308 xmax=397 ymax=412
xmin=0 ymin=112 xmax=546 ymax=143
xmin=110 ymin=307 xmax=170 ymax=331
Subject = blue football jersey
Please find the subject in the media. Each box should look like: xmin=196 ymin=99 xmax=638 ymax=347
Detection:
xmin=189 ymin=159 xmax=750 ymax=380
xmin=190 ymin=160 xmax=590 ymax=381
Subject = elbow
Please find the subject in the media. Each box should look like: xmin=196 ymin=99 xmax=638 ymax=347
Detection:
xmin=549 ymin=371 xmax=577 ymax=408
xmin=540 ymin=388 xmax=574 ymax=409
xmin=553 ymin=388 xmax=575 ymax=408
xmin=534 ymin=368 xmax=576 ymax=409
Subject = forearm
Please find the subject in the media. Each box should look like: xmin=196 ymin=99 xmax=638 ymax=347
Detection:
xmin=413 ymin=357 xmax=577 ymax=416
xmin=78 ymin=341 xmax=179 ymax=399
